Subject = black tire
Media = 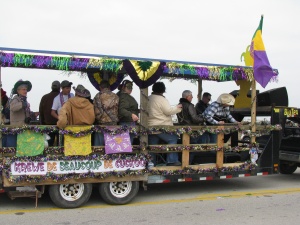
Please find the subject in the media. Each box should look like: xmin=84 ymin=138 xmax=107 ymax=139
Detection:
xmin=48 ymin=183 xmax=92 ymax=208
xmin=279 ymin=161 xmax=298 ymax=174
xmin=99 ymin=181 xmax=139 ymax=205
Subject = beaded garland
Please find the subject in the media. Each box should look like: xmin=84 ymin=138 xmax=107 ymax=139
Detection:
xmin=0 ymin=52 xmax=279 ymax=83
xmin=0 ymin=124 xmax=282 ymax=138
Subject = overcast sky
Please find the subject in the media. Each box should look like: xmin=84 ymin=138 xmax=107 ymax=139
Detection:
xmin=1 ymin=0 xmax=299 ymax=111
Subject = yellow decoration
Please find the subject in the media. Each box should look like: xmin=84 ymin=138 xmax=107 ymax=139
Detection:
xmin=93 ymin=72 xmax=117 ymax=85
xmin=109 ymin=73 xmax=117 ymax=84
xmin=64 ymin=126 xmax=92 ymax=156
xmin=241 ymin=45 xmax=254 ymax=67
xmin=87 ymin=58 xmax=107 ymax=69
xmin=94 ymin=72 xmax=101 ymax=83
xmin=114 ymin=137 xmax=123 ymax=144
xmin=130 ymin=60 xmax=160 ymax=80
xmin=234 ymin=80 xmax=252 ymax=108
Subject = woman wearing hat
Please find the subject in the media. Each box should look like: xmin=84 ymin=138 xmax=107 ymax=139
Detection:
xmin=117 ymin=80 xmax=139 ymax=144
xmin=6 ymin=80 xmax=32 ymax=147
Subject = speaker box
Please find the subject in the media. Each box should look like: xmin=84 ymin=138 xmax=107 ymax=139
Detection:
xmin=257 ymin=87 xmax=288 ymax=107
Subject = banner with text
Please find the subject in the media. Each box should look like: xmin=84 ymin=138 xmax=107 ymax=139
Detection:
xmin=11 ymin=158 xmax=146 ymax=176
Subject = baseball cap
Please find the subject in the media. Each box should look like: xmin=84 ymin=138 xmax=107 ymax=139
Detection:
xmin=61 ymin=80 xmax=73 ymax=88
xmin=51 ymin=80 xmax=61 ymax=89
xmin=118 ymin=80 xmax=133 ymax=90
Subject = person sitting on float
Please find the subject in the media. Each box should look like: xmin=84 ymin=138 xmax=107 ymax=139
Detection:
xmin=117 ymin=80 xmax=139 ymax=144
xmin=6 ymin=80 xmax=33 ymax=147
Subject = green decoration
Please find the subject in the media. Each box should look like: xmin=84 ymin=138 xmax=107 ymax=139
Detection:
xmin=86 ymin=57 xmax=122 ymax=73
xmin=14 ymin=54 xmax=34 ymax=67
xmin=16 ymin=131 xmax=45 ymax=156
xmin=51 ymin=56 xmax=71 ymax=70
xmin=137 ymin=61 xmax=153 ymax=71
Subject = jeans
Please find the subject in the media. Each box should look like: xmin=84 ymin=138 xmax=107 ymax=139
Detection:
xmin=200 ymin=132 xmax=216 ymax=144
xmin=119 ymin=122 xmax=136 ymax=144
xmin=2 ymin=134 xmax=17 ymax=147
xmin=94 ymin=132 xmax=104 ymax=146
xmin=148 ymin=133 xmax=179 ymax=164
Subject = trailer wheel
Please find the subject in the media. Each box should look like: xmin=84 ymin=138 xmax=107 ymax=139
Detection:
xmin=49 ymin=183 xmax=92 ymax=208
xmin=99 ymin=181 xmax=139 ymax=205
xmin=279 ymin=161 xmax=297 ymax=174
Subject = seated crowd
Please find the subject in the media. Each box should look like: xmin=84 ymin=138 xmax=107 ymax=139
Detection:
xmin=1 ymin=79 xmax=239 ymax=166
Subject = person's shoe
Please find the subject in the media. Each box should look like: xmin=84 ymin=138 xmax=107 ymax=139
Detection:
xmin=167 ymin=162 xmax=181 ymax=166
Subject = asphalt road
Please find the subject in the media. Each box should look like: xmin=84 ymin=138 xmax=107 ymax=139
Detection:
xmin=1 ymin=170 xmax=300 ymax=225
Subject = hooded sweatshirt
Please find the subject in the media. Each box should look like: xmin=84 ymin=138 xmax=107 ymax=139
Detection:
xmin=57 ymin=96 xmax=95 ymax=129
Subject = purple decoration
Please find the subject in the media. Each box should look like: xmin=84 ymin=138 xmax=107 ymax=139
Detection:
xmin=232 ymin=68 xmax=245 ymax=80
xmin=216 ymin=208 xmax=225 ymax=211
xmin=0 ymin=53 xmax=14 ymax=67
xmin=34 ymin=56 xmax=52 ymax=68
xmin=196 ymin=67 xmax=210 ymax=79
xmin=69 ymin=58 xmax=89 ymax=70
xmin=104 ymin=131 xmax=132 ymax=154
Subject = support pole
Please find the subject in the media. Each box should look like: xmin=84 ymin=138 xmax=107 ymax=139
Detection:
xmin=251 ymin=80 xmax=257 ymax=143
xmin=197 ymin=78 xmax=203 ymax=100
xmin=140 ymin=88 xmax=149 ymax=148
xmin=216 ymin=126 xmax=224 ymax=168
xmin=182 ymin=133 xmax=190 ymax=167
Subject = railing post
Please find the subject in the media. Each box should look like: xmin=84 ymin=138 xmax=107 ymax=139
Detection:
xmin=182 ymin=133 xmax=190 ymax=167
xmin=216 ymin=126 xmax=224 ymax=168
xmin=140 ymin=88 xmax=148 ymax=156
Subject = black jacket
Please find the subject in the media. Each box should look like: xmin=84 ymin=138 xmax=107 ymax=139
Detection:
xmin=177 ymin=98 xmax=204 ymax=125
xmin=39 ymin=90 xmax=60 ymax=125
xmin=195 ymin=100 xmax=209 ymax=115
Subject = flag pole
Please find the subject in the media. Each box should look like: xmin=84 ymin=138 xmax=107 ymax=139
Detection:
xmin=251 ymin=79 xmax=257 ymax=144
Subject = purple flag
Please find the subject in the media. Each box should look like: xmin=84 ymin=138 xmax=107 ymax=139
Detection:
xmin=250 ymin=16 xmax=274 ymax=88
xmin=253 ymin=51 xmax=274 ymax=88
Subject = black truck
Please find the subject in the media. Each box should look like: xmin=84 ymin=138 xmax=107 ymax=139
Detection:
xmin=232 ymin=86 xmax=300 ymax=174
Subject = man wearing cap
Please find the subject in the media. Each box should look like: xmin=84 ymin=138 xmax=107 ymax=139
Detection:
xmin=117 ymin=80 xmax=139 ymax=144
xmin=39 ymin=80 xmax=61 ymax=146
xmin=51 ymin=80 xmax=74 ymax=120
xmin=202 ymin=93 xmax=240 ymax=143
xmin=57 ymin=85 xmax=95 ymax=129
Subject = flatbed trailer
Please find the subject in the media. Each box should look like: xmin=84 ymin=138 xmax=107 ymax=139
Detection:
xmin=0 ymin=47 xmax=283 ymax=208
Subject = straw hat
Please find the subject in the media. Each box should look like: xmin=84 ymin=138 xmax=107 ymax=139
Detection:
xmin=216 ymin=93 xmax=235 ymax=106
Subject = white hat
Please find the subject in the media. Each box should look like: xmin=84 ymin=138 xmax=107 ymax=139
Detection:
xmin=217 ymin=93 xmax=235 ymax=106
